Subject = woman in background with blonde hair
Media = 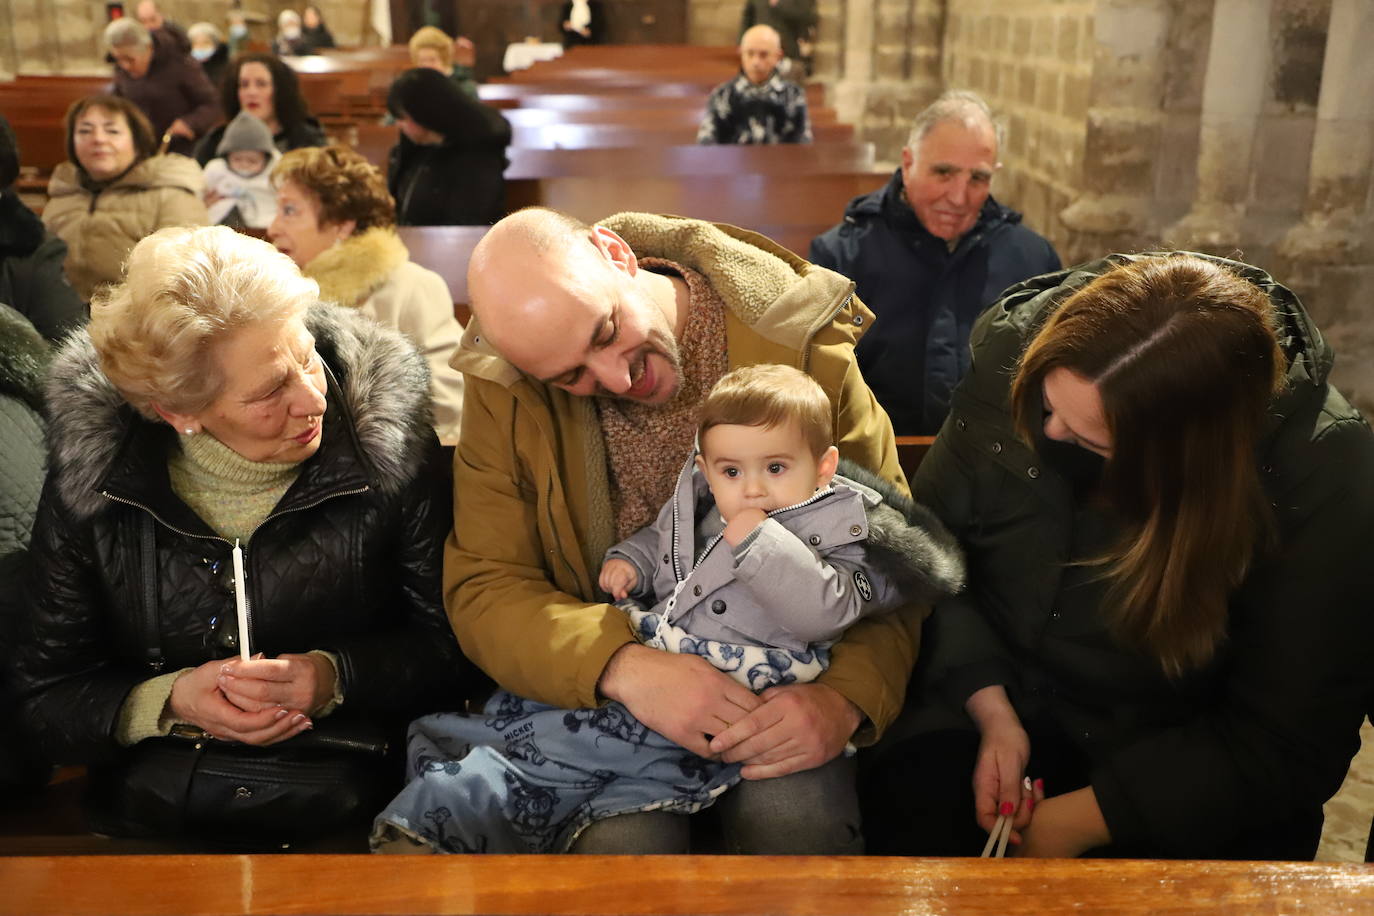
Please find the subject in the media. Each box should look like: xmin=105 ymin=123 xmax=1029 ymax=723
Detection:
xmin=863 ymin=252 xmax=1374 ymax=860
xmin=268 ymin=145 xmax=465 ymax=444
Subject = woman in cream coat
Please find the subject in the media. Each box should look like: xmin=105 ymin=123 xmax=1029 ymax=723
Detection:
xmin=268 ymin=145 xmax=464 ymax=444
xmin=43 ymin=95 xmax=208 ymax=301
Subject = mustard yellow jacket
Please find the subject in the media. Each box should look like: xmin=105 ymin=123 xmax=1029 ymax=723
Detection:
xmin=446 ymin=212 xmax=924 ymax=744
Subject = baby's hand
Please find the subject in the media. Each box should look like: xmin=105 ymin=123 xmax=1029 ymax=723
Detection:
xmin=599 ymin=558 xmax=639 ymax=600
xmin=722 ymin=508 xmax=768 ymax=547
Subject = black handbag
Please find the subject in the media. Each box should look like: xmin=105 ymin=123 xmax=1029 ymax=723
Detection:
xmin=86 ymin=516 xmax=395 ymax=848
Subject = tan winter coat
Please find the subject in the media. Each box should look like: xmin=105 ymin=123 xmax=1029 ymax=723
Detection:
xmin=42 ymin=155 xmax=208 ymax=301
xmin=304 ymin=227 xmax=465 ymax=445
xmin=447 ymin=212 xmax=923 ymax=745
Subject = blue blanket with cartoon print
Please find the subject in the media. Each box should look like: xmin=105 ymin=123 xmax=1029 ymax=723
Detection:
xmin=370 ymin=690 xmax=742 ymax=853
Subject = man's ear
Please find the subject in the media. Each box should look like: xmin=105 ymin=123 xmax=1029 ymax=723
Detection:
xmin=815 ymin=445 xmax=839 ymax=489
xmin=589 ymin=226 xmax=638 ymax=277
xmin=150 ymin=401 xmax=197 ymax=434
xmin=901 ymin=145 xmax=915 ymax=173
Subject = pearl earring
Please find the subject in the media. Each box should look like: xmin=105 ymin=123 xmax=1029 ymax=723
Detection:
xmin=184 ymin=428 xmax=195 ymax=436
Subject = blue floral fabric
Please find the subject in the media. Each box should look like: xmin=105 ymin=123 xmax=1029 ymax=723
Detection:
xmin=371 ymin=690 xmax=741 ymax=853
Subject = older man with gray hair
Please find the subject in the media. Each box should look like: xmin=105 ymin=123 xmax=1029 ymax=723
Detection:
xmin=810 ymin=90 xmax=1060 ymax=436
xmin=105 ymin=17 xmax=220 ymax=158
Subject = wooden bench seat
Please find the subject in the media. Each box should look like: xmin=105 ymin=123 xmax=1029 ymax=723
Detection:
xmin=500 ymin=106 xmax=840 ymax=128
xmin=4 ymin=853 xmax=1372 ymax=914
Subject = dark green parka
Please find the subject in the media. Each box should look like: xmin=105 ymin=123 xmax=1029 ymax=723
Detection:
xmin=911 ymin=252 xmax=1374 ymax=856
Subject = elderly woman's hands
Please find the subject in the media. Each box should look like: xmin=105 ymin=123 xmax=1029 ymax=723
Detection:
xmin=218 ymin=653 xmax=337 ymax=716
xmin=168 ymin=658 xmax=314 ymax=745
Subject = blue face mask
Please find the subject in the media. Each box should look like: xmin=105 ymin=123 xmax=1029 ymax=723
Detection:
xmin=191 ymin=45 xmax=215 ymax=61
xmin=229 ymin=23 xmax=248 ymax=40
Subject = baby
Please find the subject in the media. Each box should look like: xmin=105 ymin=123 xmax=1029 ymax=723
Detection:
xmin=371 ymin=364 xmax=964 ymax=854
xmin=202 ymin=111 xmax=279 ymax=229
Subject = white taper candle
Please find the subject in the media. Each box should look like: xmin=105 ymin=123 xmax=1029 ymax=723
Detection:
xmin=231 ymin=538 xmax=250 ymax=662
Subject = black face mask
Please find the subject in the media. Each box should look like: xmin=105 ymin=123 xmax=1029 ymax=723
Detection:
xmin=1034 ymin=430 xmax=1107 ymax=491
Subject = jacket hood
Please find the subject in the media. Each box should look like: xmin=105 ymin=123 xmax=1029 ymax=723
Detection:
xmin=844 ymin=168 xmax=1022 ymax=238
xmin=0 ymin=303 xmax=50 ymax=412
xmin=456 ymin=212 xmax=857 ymax=387
xmin=45 ymin=302 xmax=433 ymax=521
xmin=47 ymin=153 xmax=206 ymax=200
xmin=966 ymin=252 xmax=1333 ymax=448
xmin=216 ymin=110 xmax=276 ymax=156
xmin=303 ymin=227 xmax=409 ymax=308
xmin=675 ymin=452 xmax=965 ymax=605
xmin=0 ymin=189 xmax=46 ymax=258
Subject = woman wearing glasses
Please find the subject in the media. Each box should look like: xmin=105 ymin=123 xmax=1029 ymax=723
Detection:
xmin=14 ymin=226 xmax=469 ymax=846
xmin=863 ymin=252 xmax=1374 ymax=860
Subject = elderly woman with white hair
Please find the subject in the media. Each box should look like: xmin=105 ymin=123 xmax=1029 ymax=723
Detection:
xmin=14 ymin=226 xmax=471 ymax=847
xmin=105 ymin=17 xmax=220 ymax=157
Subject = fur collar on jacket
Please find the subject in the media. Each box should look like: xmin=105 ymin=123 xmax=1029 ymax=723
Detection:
xmin=45 ymin=302 xmax=433 ymax=520
xmin=0 ymin=303 xmax=50 ymax=412
xmin=835 ymin=459 xmax=965 ymax=604
xmin=46 ymin=154 xmax=205 ymax=200
xmin=303 ymin=227 xmax=409 ymax=308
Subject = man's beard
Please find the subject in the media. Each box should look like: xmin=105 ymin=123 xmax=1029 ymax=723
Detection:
xmin=601 ymin=325 xmax=684 ymax=404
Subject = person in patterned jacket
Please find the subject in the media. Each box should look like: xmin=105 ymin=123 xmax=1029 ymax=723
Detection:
xmin=697 ymin=26 xmax=812 ymax=145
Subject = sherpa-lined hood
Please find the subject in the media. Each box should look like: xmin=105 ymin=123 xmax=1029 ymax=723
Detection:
xmin=44 ymin=302 xmax=433 ymax=521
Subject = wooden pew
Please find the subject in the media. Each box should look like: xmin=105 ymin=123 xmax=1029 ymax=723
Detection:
xmin=896 ymin=436 xmax=937 ymax=481
xmin=480 ymin=82 xmax=826 ymax=108
xmin=4 ymin=854 xmax=1372 ymax=914
xmin=508 ymin=121 xmax=853 ymax=148
xmin=504 ymin=170 xmax=884 ymax=226
xmin=500 ymin=106 xmax=841 ymax=128
xmin=395 ymin=225 xmax=488 ymax=325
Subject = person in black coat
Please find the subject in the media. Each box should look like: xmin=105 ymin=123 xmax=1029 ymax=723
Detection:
xmin=195 ymin=54 xmax=327 ymax=167
xmin=0 ymin=304 xmax=55 ymax=799
xmin=301 ymin=5 xmax=336 ymax=53
xmin=865 ymin=253 xmax=1374 ymax=860
xmin=560 ymin=0 xmax=606 ymax=46
xmin=187 ymin=22 xmax=230 ymax=93
xmin=0 ymin=114 xmax=86 ymax=342
xmin=14 ymin=226 xmax=471 ymax=843
xmin=385 ymin=68 xmax=511 ymax=227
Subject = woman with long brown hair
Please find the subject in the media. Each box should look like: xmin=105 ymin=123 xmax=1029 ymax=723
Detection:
xmin=862 ymin=252 xmax=1374 ymax=859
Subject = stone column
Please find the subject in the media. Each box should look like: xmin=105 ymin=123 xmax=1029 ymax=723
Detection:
xmin=1275 ymin=0 xmax=1374 ymax=417
xmin=1166 ymin=0 xmax=1276 ymax=250
xmin=1278 ymin=0 xmax=1374 ymax=264
xmin=1058 ymin=0 xmax=1174 ymax=255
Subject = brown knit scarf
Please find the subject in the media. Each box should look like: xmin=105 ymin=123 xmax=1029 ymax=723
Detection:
xmin=598 ymin=259 xmax=728 ymax=540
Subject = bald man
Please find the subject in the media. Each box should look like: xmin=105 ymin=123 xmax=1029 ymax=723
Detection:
xmin=697 ymin=25 xmax=811 ymax=145
xmin=445 ymin=208 xmax=921 ymax=853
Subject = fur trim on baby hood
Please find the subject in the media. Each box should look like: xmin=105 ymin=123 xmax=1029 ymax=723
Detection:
xmin=839 ymin=459 xmax=966 ymax=605
xmin=303 ymin=227 xmax=409 ymax=308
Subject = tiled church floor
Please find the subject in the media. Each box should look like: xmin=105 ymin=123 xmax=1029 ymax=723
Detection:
xmin=1318 ymin=719 xmax=1374 ymax=862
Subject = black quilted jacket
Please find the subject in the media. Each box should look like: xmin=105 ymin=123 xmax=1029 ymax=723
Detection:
xmin=15 ymin=304 xmax=471 ymax=765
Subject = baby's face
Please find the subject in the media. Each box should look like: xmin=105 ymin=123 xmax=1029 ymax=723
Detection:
xmin=696 ymin=421 xmax=834 ymax=522
xmin=227 ymin=150 xmax=269 ymax=178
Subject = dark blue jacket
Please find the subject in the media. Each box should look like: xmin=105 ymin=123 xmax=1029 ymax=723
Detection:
xmin=809 ymin=169 xmax=1060 ymax=435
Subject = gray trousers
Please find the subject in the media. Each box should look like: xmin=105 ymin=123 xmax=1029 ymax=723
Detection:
xmin=570 ymin=755 xmax=863 ymax=854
